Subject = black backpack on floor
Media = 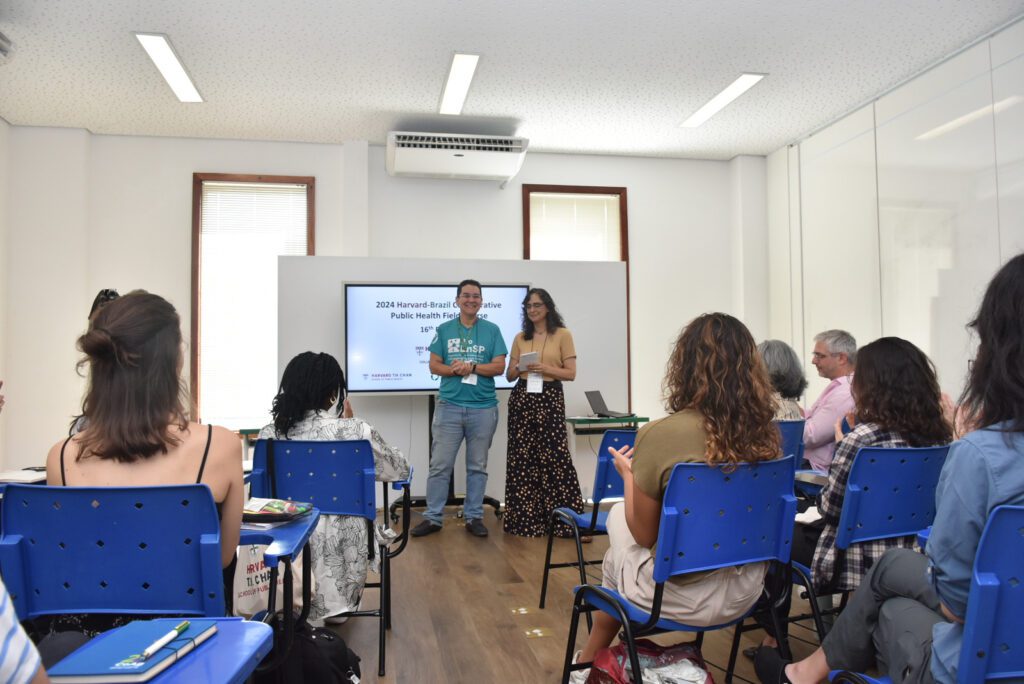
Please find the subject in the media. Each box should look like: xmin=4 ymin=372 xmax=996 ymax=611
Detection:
xmin=257 ymin=613 xmax=361 ymax=684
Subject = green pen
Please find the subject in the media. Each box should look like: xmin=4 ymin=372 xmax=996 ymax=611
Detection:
xmin=142 ymin=620 xmax=190 ymax=660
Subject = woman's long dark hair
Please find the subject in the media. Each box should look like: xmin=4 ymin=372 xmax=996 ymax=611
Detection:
xmin=271 ymin=352 xmax=346 ymax=437
xmin=663 ymin=313 xmax=780 ymax=467
xmin=852 ymin=337 xmax=952 ymax=446
xmin=958 ymin=253 xmax=1024 ymax=432
xmin=521 ymin=288 xmax=565 ymax=340
xmin=75 ymin=291 xmax=189 ymax=462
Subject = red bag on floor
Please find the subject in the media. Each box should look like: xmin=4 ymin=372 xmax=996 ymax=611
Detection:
xmin=587 ymin=638 xmax=714 ymax=684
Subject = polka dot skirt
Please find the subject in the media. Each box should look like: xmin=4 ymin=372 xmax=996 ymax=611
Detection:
xmin=503 ymin=379 xmax=585 ymax=537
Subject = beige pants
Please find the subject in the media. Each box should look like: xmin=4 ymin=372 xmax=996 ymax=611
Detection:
xmin=601 ymin=502 xmax=766 ymax=626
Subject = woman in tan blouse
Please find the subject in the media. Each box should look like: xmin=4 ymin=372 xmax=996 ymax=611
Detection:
xmin=503 ymin=288 xmax=583 ymax=537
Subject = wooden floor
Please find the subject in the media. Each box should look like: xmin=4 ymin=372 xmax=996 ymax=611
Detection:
xmin=327 ymin=509 xmax=822 ymax=683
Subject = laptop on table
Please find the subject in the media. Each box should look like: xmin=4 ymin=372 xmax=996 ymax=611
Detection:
xmin=585 ymin=391 xmax=634 ymax=418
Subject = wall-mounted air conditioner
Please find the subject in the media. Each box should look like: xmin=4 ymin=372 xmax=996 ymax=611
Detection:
xmin=385 ymin=131 xmax=528 ymax=182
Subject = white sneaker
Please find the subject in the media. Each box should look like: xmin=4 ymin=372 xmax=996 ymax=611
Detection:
xmin=568 ymin=650 xmax=589 ymax=684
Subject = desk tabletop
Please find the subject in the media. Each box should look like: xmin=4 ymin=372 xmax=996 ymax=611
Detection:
xmin=83 ymin=618 xmax=272 ymax=684
xmin=565 ymin=416 xmax=649 ymax=425
xmin=239 ymin=508 xmax=320 ymax=565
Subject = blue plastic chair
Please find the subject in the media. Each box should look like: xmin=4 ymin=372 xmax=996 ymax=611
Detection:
xmin=776 ymin=419 xmax=805 ymax=463
xmin=539 ymin=429 xmax=635 ymax=622
xmin=790 ymin=445 xmax=950 ymax=638
xmin=250 ymin=438 xmax=412 ymax=677
xmin=562 ymin=455 xmax=798 ymax=684
xmin=0 ymin=484 xmax=225 ymax=619
xmin=830 ymin=505 xmax=1024 ymax=684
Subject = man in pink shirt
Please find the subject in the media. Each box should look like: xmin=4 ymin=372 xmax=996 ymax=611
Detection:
xmin=803 ymin=330 xmax=856 ymax=471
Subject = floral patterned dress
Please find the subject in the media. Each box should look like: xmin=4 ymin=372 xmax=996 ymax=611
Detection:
xmin=258 ymin=410 xmax=409 ymax=622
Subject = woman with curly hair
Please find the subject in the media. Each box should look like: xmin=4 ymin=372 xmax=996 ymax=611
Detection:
xmin=257 ymin=352 xmax=409 ymax=624
xmin=754 ymin=336 xmax=953 ymax=655
xmin=570 ymin=313 xmax=780 ymax=678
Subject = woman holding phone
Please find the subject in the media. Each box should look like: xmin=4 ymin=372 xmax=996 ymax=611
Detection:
xmin=503 ymin=288 xmax=583 ymax=537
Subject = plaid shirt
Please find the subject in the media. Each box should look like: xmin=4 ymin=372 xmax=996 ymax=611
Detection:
xmin=810 ymin=422 xmax=921 ymax=592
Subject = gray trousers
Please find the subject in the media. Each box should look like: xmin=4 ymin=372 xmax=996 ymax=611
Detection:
xmin=822 ymin=548 xmax=947 ymax=684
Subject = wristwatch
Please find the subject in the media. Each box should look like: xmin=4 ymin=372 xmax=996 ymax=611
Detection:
xmin=471 ymin=362 xmax=477 ymax=374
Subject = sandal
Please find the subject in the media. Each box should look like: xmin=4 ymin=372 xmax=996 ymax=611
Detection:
xmin=753 ymin=647 xmax=793 ymax=684
xmin=580 ymin=535 xmax=593 ymax=544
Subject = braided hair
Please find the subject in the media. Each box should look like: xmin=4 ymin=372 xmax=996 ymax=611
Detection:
xmin=271 ymin=352 xmax=346 ymax=437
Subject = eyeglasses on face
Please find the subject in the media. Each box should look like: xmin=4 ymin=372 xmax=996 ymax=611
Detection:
xmin=811 ymin=351 xmax=836 ymax=360
xmin=524 ymin=303 xmax=546 ymax=310
xmin=459 ymin=293 xmax=482 ymax=300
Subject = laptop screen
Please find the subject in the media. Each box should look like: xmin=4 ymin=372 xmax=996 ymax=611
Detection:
xmin=585 ymin=391 xmax=610 ymax=415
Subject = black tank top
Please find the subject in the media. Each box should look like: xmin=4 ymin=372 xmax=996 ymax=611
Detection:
xmin=60 ymin=424 xmax=214 ymax=486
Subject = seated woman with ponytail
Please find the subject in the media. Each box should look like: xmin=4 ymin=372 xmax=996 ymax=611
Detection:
xmin=257 ymin=352 xmax=409 ymax=624
xmin=45 ymin=291 xmax=244 ymax=635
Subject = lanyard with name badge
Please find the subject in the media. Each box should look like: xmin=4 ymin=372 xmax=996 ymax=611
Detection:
xmin=527 ymin=334 xmax=547 ymax=393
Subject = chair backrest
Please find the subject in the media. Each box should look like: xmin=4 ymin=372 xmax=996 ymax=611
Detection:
xmin=251 ymin=439 xmax=375 ymax=520
xmin=775 ymin=420 xmax=805 ymax=463
xmin=592 ymin=430 xmax=635 ymax=504
xmin=958 ymin=505 xmax=1024 ymax=683
xmin=0 ymin=484 xmax=224 ymax=619
xmin=652 ymin=456 xmax=797 ymax=584
xmin=834 ymin=445 xmax=950 ymax=549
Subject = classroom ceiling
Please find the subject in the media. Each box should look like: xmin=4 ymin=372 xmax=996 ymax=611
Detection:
xmin=1 ymin=1 xmax=1023 ymax=160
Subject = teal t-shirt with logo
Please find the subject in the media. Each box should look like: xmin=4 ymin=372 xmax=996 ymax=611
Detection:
xmin=428 ymin=316 xmax=508 ymax=408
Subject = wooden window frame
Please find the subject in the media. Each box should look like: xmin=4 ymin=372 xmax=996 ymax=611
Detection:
xmin=190 ymin=173 xmax=316 ymax=420
xmin=521 ymin=184 xmax=632 ymax=407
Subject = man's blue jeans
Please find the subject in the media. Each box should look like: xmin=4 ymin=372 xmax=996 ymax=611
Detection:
xmin=424 ymin=400 xmax=499 ymax=525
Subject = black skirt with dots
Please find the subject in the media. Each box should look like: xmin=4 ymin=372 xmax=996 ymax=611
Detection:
xmin=503 ymin=378 xmax=585 ymax=537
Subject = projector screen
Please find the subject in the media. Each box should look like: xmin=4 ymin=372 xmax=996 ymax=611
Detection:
xmin=345 ymin=283 xmax=528 ymax=393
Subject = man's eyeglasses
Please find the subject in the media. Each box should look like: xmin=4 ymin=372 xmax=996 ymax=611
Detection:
xmin=524 ymin=303 xmax=546 ymax=310
xmin=811 ymin=351 xmax=835 ymax=360
xmin=459 ymin=293 xmax=482 ymax=300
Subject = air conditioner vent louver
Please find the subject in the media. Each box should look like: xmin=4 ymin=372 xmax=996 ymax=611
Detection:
xmin=393 ymin=134 xmax=526 ymax=154
xmin=386 ymin=131 xmax=529 ymax=182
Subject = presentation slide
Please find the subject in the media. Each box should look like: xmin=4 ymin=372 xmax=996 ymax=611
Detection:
xmin=345 ymin=283 xmax=528 ymax=393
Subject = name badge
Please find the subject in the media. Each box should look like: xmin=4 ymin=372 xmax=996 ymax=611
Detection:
xmin=462 ymin=373 xmax=478 ymax=386
xmin=526 ymin=372 xmax=544 ymax=394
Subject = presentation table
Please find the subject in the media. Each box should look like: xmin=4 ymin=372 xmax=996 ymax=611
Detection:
xmin=565 ymin=415 xmax=649 ymax=435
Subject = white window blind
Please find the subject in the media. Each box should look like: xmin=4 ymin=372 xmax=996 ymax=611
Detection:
xmin=199 ymin=181 xmax=309 ymax=429
xmin=529 ymin=192 xmax=621 ymax=261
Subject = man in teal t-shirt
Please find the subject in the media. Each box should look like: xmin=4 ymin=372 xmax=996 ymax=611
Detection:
xmin=411 ymin=279 xmax=508 ymax=539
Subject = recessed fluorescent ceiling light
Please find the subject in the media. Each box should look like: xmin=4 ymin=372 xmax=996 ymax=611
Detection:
xmin=439 ymin=53 xmax=480 ymax=115
xmin=680 ymin=73 xmax=765 ymax=128
xmin=915 ymin=96 xmax=1023 ymax=141
xmin=135 ymin=32 xmax=203 ymax=103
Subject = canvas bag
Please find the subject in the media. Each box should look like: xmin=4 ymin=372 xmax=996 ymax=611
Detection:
xmin=588 ymin=638 xmax=714 ymax=684
xmin=233 ymin=543 xmax=311 ymax=617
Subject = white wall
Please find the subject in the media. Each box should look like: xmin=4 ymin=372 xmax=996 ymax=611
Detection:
xmin=0 ymin=128 xmax=770 ymax=469
xmin=766 ymin=17 xmax=1024 ymax=401
xmin=369 ymin=148 xmax=748 ymax=421
xmin=0 ymin=118 xmax=8 ymax=443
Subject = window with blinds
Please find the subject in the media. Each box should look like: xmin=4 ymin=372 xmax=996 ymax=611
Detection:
xmin=192 ymin=175 xmax=314 ymax=429
xmin=523 ymin=186 xmax=628 ymax=262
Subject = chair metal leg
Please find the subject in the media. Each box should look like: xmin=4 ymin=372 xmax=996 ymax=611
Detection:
xmin=792 ymin=565 xmax=828 ymax=640
xmin=540 ymin=516 xmax=557 ymax=609
xmin=561 ymin=593 xmax=585 ymax=684
xmin=378 ymin=544 xmax=387 ymax=677
xmin=383 ymin=552 xmax=393 ymax=630
xmin=619 ymin=613 xmax=642 ymax=683
xmin=725 ymin=621 xmax=743 ymax=683
xmin=569 ymin=525 xmax=594 ymax=632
